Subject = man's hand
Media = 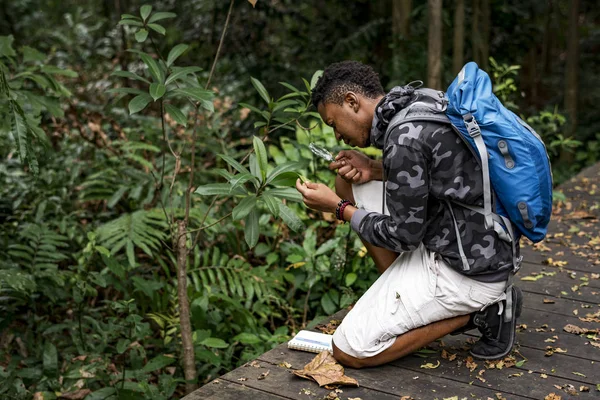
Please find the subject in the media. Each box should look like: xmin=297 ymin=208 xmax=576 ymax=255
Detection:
xmin=328 ymin=150 xmax=382 ymax=184
xmin=295 ymin=179 xmax=341 ymax=213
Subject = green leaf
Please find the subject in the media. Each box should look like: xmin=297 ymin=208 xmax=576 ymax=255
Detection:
xmin=86 ymin=388 xmax=116 ymax=400
xmin=111 ymin=70 xmax=151 ymax=84
xmin=253 ymin=136 xmax=268 ymax=182
xmin=201 ymin=98 xmax=214 ymax=113
xmin=118 ymin=19 xmax=143 ymax=27
xmin=0 ymin=35 xmax=16 ymax=57
xmin=141 ymin=355 xmax=176 ymax=373
xmin=149 ymin=82 xmax=166 ymax=100
xmin=165 ymin=66 xmax=202 ymax=85
xmin=164 ymin=103 xmax=187 ymax=126
xmin=43 ymin=342 xmax=58 ymax=377
xmin=321 ymin=291 xmax=337 ymax=315
xmin=233 ymin=332 xmax=261 ymax=345
xmin=345 ymin=272 xmax=357 ymax=287
xmin=21 ymin=46 xmax=46 ymax=63
xmin=116 ymin=339 xmax=129 ymax=354
xmin=201 ymin=337 xmax=228 ymax=348
xmin=140 ymin=5 xmax=153 ymax=21
xmin=167 ymin=44 xmax=189 ymax=67
xmin=244 ymin=209 xmax=259 ymax=248
xmin=40 ymin=65 xmax=78 ymax=78
xmin=148 ymin=23 xmax=166 ymax=35
xmin=279 ymin=81 xmax=302 ymax=93
xmin=148 ymin=12 xmax=177 ymax=23
xmin=279 ymin=203 xmax=303 ymax=231
xmin=266 ymin=161 xmax=303 ymax=184
xmin=265 ymin=187 xmax=303 ymax=202
xmin=310 ymin=70 xmax=323 ymax=90
xmin=249 ymin=154 xmax=260 ymax=180
xmin=251 ymin=77 xmax=270 ymax=104
xmin=120 ymin=14 xmax=138 ymax=19
xmin=106 ymin=87 xmax=146 ymax=96
xmin=128 ymin=93 xmax=152 ymax=114
xmin=261 ymin=193 xmax=280 ymax=217
xmin=173 ymin=87 xmax=214 ymax=102
xmin=268 ymin=171 xmax=298 ymax=187
xmin=316 ymin=238 xmax=340 ymax=256
xmin=139 ymin=52 xmax=164 ymax=83
xmin=218 ymin=154 xmax=250 ymax=174
xmin=515 ymin=359 xmax=526 ymax=367
xmin=135 ymin=29 xmax=148 ymax=42
xmin=232 ymin=195 xmax=257 ymax=221
xmin=229 ymin=172 xmax=258 ymax=191
xmin=194 ymin=183 xmax=231 ymax=196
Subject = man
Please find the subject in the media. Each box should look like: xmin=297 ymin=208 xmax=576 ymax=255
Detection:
xmin=295 ymin=60 xmax=522 ymax=368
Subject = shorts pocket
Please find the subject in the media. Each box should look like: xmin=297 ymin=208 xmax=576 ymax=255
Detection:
xmin=468 ymin=285 xmax=504 ymax=310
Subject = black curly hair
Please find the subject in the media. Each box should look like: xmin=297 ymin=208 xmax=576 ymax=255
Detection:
xmin=311 ymin=61 xmax=385 ymax=108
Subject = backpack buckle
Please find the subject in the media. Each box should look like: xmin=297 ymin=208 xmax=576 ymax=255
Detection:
xmin=463 ymin=114 xmax=481 ymax=137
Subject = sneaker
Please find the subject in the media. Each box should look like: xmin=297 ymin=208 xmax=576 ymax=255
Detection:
xmin=469 ymin=286 xmax=523 ymax=360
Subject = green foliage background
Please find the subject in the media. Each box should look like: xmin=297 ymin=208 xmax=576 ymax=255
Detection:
xmin=0 ymin=0 xmax=598 ymax=398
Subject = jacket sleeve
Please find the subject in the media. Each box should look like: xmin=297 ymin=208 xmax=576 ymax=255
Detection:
xmin=350 ymin=128 xmax=430 ymax=252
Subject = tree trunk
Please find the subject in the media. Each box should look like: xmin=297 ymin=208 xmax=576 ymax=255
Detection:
xmin=453 ymin=0 xmax=465 ymax=74
xmin=480 ymin=0 xmax=490 ymax=71
xmin=392 ymin=0 xmax=413 ymax=79
xmin=472 ymin=0 xmax=480 ymax=65
xmin=176 ymin=221 xmax=197 ymax=393
xmin=564 ymin=0 xmax=579 ymax=136
xmin=427 ymin=0 xmax=443 ymax=89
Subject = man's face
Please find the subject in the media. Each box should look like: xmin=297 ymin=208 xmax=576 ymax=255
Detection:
xmin=317 ymin=92 xmax=372 ymax=148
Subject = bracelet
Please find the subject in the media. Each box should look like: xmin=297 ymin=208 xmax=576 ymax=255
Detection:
xmin=335 ymin=199 xmax=353 ymax=221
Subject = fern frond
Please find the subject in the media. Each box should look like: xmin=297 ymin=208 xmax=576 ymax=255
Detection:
xmin=96 ymin=210 xmax=168 ymax=267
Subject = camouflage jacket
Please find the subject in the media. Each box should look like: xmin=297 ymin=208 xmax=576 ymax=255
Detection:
xmin=351 ymin=87 xmax=514 ymax=282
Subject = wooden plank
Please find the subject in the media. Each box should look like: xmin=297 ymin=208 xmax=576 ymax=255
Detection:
xmin=521 ymin=245 xmax=600 ymax=274
xmin=388 ymin=342 xmax=599 ymax=399
xmin=517 ymin=274 xmax=599 ymax=304
xmin=182 ymin=379 xmax=290 ymax=400
xmin=219 ymin=355 xmax=400 ymax=400
xmin=257 ymin=345 xmax=527 ymax=400
xmin=514 ymin=308 xmax=600 ymax=360
xmin=522 ymin=291 xmax=599 ymax=318
xmin=519 ymin=263 xmax=600 ymax=289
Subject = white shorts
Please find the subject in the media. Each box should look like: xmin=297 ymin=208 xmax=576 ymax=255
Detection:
xmin=332 ymin=181 xmax=506 ymax=359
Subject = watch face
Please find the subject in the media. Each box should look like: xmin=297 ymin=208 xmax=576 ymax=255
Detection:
xmin=309 ymin=142 xmax=334 ymax=162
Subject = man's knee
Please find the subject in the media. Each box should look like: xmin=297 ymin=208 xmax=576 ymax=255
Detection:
xmin=332 ymin=342 xmax=364 ymax=369
xmin=335 ymin=175 xmax=355 ymax=203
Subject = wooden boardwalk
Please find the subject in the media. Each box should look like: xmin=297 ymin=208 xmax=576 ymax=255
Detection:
xmin=186 ymin=164 xmax=600 ymax=400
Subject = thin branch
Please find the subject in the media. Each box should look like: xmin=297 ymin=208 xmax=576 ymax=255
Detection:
xmin=185 ymin=105 xmax=201 ymax=225
xmin=206 ymin=0 xmax=235 ymax=89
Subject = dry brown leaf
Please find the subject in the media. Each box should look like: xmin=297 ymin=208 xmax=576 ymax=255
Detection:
xmin=292 ymin=351 xmax=358 ymax=387
xmin=544 ymin=393 xmax=561 ymax=400
xmin=580 ymin=386 xmax=590 ymax=392
xmin=589 ymin=341 xmax=600 ymax=348
xmin=248 ymin=360 xmax=261 ymax=368
xmin=247 ymin=0 xmax=258 ymax=7
xmin=315 ymin=319 xmax=341 ymax=335
xmin=257 ymin=370 xmax=270 ymax=380
xmin=465 ymin=356 xmax=478 ymax=372
xmin=420 ymin=360 xmax=440 ymax=369
xmin=58 ymin=390 xmax=91 ymax=400
xmin=238 ymin=377 xmax=248 ymax=381
xmin=564 ymin=324 xmax=598 ymax=335
xmin=278 ymin=361 xmax=292 ymax=369
xmin=543 ymin=298 xmax=555 ymax=304
xmin=540 ymin=373 xmax=548 ymax=378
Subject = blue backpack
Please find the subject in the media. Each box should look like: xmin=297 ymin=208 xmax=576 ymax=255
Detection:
xmin=388 ymin=62 xmax=553 ymax=247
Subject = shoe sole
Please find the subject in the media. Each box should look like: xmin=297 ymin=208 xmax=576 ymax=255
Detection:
xmin=469 ymin=286 xmax=523 ymax=360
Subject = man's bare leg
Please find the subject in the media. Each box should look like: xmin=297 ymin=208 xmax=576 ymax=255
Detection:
xmin=335 ymin=176 xmax=399 ymax=274
xmin=333 ymin=315 xmax=470 ymax=369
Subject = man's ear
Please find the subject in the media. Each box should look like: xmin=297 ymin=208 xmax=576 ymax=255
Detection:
xmin=344 ymin=92 xmax=360 ymax=113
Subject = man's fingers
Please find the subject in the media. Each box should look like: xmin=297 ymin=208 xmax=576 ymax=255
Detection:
xmin=338 ymin=165 xmax=353 ymax=175
xmin=305 ymin=181 xmax=319 ymax=189
xmin=295 ymin=178 xmax=308 ymax=195
xmin=351 ymin=171 xmax=362 ymax=183
xmin=335 ymin=150 xmax=348 ymax=161
xmin=345 ymin=168 xmax=359 ymax=180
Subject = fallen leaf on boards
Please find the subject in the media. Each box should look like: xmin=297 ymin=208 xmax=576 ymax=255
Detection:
xmin=293 ymin=351 xmax=358 ymax=387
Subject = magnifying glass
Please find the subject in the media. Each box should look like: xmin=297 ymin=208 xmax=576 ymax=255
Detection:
xmin=309 ymin=142 xmax=335 ymax=162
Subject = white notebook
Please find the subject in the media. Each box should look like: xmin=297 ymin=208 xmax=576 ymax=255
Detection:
xmin=287 ymin=330 xmax=333 ymax=353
